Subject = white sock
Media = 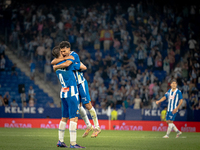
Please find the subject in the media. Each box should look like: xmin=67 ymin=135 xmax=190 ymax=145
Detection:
xmin=69 ymin=121 xmax=77 ymax=146
xmin=79 ymin=106 xmax=91 ymax=128
xmin=166 ymin=123 xmax=173 ymax=136
xmin=89 ymin=107 xmax=99 ymax=129
xmin=58 ymin=121 xmax=66 ymax=142
xmin=172 ymin=123 xmax=179 ymax=133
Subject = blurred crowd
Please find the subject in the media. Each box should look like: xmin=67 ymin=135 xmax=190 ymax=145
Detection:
xmin=0 ymin=1 xmax=200 ymax=111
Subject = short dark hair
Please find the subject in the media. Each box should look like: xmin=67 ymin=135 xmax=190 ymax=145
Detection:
xmin=59 ymin=41 xmax=71 ymax=49
xmin=171 ymin=79 xmax=177 ymax=83
xmin=52 ymin=46 xmax=60 ymax=58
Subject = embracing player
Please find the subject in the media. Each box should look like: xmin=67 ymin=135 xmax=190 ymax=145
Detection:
xmin=156 ymin=79 xmax=183 ymax=138
xmin=52 ymin=41 xmax=101 ymax=138
xmin=52 ymin=46 xmax=86 ymax=148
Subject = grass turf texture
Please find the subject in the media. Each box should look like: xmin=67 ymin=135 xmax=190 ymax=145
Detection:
xmin=0 ymin=128 xmax=200 ymax=150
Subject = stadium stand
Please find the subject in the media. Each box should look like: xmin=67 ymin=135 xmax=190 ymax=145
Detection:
xmin=0 ymin=0 xmax=199 ymax=111
xmin=0 ymin=55 xmax=54 ymax=107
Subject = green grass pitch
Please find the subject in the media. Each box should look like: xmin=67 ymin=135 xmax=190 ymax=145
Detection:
xmin=0 ymin=128 xmax=200 ymax=150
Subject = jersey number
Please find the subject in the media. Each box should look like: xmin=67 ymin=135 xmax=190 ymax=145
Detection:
xmin=58 ymin=74 xmax=66 ymax=87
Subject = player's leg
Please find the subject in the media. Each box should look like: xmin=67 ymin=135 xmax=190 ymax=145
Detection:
xmin=163 ymin=112 xmax=180 ymax=138
xmin=84 ymin=102 xmax=101 ymax=138
xmin=68 ymin=86 xmax=85 ymax=148
xmin=170 ymin=114 xmax=182 ymax=138
xmin=82 ymin=81 xmax=100 ymax=129
xmin=79 ymin=102 xmax=92 ymax=128
xmin=57 ymin=98 xmax=69 ymax=147
xmin=78 ymin=83 xmax=93 ymax=137
xmin=79 ymin=81 xmax=101 ymax=137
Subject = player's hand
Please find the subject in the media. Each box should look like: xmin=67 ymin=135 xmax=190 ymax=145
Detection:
xmin=172 ymin=108 xmax=177 ymax=114
xmin=53 ymin=65 xmax=57 ymax=71
xmin=156 ymin=101 xmax=160 ymax=105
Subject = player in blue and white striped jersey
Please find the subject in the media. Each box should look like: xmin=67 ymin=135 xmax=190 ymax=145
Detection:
xmin=51 ymin=41 xmax=101 ymax=138
xmin=156 ymin=79 xmax=183 ymax=138
xmin=52 ymin=46 xmax=86 ymax=148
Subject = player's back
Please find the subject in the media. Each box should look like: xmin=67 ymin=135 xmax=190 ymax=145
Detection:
xmin=70 ymin=51 xmax=85 ymax=84
xmin=55 ymin=61 xmax=77 ymax=88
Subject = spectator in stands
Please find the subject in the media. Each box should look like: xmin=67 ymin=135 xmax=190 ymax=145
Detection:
xmin=28 ymin=86 xmax=35 ymax=100
xmin=3 ymin=92 xmax=10 ymax=101
xmin=122 ymin=99 xmax=131 ymax=112
xmin=188 ymin=37 xmax=197 ymax=56
xmin=168 ymin=49 xmax=175 ymax=71
xmin=133 ymin=95 xmax=142 ymax=109
xmin=30 ymin=60 xmax=35 ymax=80
xmin=29 ymin=98 xmax=35 ymax=107
xmin=0 ymin=55 xmax=6 ymax=71
xmin=11 ymin=63 xmax=18 ymax=76
xmin=160 ymin=107 xmax=167 ymax=121
xmin=147 ymin=53 xmax=153 ymax=70
xmin=189 ymin=93 xmax=198 ymax=110
xmin=151 ymin=95 xmax=159 ymax=109
xmin=114 ymin=88 xmax=123 ymax=105
xmin=182 ymin=82 xmax=189 ymax=99
xmin=3 ymin=97 xmax=9 ymax=106
xmin=195 ymin=99 xmax=200 ymax=110
xmin=10 ymin=99 xmax=18 ymax=107
xmin=94 ymin=35 xmax=100 ymax=50
xmin=0 ymin=95 xmax=5 ymax=106
xmin=0 ymin=41 xmax=6 ymax=56
xmin=20 ymin=93 xmax=27 ymax=103
xmin=107 ymin=95 xmax=117 ymax=108
xmin=127 ymin=4 xmax=135 ymax=22
xmin=111 ymin=107 xmax=118 ymax=120
xmin=163 ymin=56 xmax=170 ymax=75
xmin=179 ymin=99 xmax=187 ymax=110
xmin=23 ymin=101 xmax=27 ymax=107
xmin=113 ymin=38 xmax=121 ymax=50
xmin=174 ymin=64 xmax=182 ymax=78
xmin=35 ymin=43 xmax=45 ymax=61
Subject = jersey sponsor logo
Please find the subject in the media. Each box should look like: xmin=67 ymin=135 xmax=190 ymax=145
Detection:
xmin=82 ymin=97 xmax=87 ymax=101
xmin=61 ymin=87 xmax=69 ymax=92
xmin=169 ymin=96 xmax=175 ymax=99
xmin=4 ymin=120 xmax=32 ymax=128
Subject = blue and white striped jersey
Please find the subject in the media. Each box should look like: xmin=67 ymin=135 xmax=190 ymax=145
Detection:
xmin=55 ymin=60 xmax=80 ymax=98
xmin=164 ymin=88 xmax=183 ymax=112
xmin=70 ymin=51 xmax=85 ymax=84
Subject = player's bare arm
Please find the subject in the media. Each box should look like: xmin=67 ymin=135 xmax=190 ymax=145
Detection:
xmin=79 ymin=62 xmax=87 ymax=71
xmin=53 ymin=59 xmax=74 ymax=71
xmin=156 ymin=96 xmax=166 ymax=105
xmin=172 ymin=99 xmax=183 ymax=114
xmin=51 ymin=55 xmax=74 ymax=65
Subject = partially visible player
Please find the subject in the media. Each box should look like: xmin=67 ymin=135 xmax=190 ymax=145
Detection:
xmin=156 ymin=79 xmax=183 ymax=138
xmin=52 ymin=41 xmax=101 ymax=138
xmin=52 ymin=46 xmax=86 ymax=148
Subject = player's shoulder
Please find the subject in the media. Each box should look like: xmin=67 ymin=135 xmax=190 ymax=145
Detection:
xmin=177 ymin=89 xmax=182 ymax=94
xmin=166 ymin=89 xmax=171 ymax=94
xmin=70 ymin=51 xmax=78 ymax=56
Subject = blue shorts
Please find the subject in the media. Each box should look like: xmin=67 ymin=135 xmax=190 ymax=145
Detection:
xmin=61 ymin=86 xmax=80 ymax=119
xmin=78 ymin=80 xmax=91 ymax=105
xmin=166 ymin=111 xmax=177 ymax=121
